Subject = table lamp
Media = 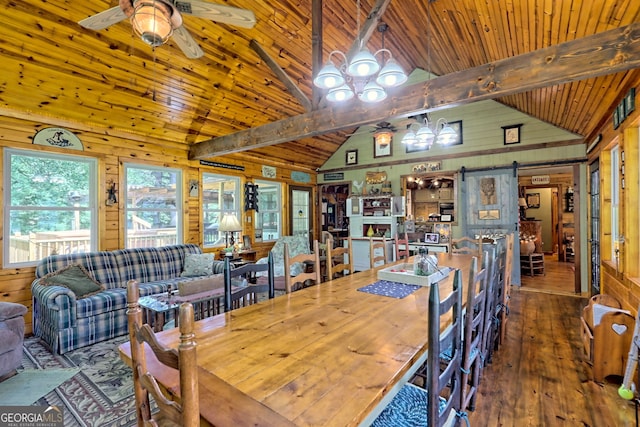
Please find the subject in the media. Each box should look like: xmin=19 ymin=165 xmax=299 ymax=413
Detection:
xmin=518 ymin=197 xmax=528 ymax=220
xmin=220 ymin=213 xmax=242 ymax=248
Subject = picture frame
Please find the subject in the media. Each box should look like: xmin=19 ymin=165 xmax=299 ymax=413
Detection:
xmin=447 ymin=120 xmax=463 ymax=145
xmin=502 ymin=124 xmax=522 ymax=145
xmin=373 ymin=135 xmax=393 ymax=158
xmin=425 ymin=233 xmax=440 ymax=244
xmin=440 ymin=214 xmax=452 ymax=222
xmin=345 ymin=149 xmax=358 ymax=165
xmin=527 ymin=193 xmax=540 ymax=208
xmin=478 ymin=209 xmax=501 ymax=220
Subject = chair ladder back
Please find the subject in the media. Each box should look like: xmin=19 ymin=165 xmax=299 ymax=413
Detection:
xmin=224 ymin=253 xmax=275 ymax=311
xmin=394 ymin=232 xmax=410 ymax=261
xmin=369 ymin=237 xmax=388 ymax=269
xmin=499 ymin=233 xmax=515 ymax=345
xmin=461 ymin=255 xmax=488 ymax=411
xmin=327 ymin=236 xmax=353 ymax=279
xmin=427 ymin=268 xmax=464 ymax=427
xmin=284 ymin=240 xmax=322 ymax=293
xmin=451 ymin=236 xmax=483 ymax=265
xmin=480 ymin=246 xmax=499 ymax=365
xmin=126 ymin=280 xmax=200 ymax=427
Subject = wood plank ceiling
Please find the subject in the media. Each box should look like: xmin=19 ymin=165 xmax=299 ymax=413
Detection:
xmin=1 ymin=0 xmax=639 ymax=171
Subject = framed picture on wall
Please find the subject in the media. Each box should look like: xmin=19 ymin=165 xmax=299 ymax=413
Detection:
xmin=346 ymin=149 xmax=358 ymax=165
xmin=373 ymin=136 xmax=393 ymax=158
xmin=502 ymin=124 xmax=522 ymax=145
xmin=527 ymin=193 xmax=540 ymax=208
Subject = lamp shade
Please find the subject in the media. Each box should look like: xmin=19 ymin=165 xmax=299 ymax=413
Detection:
xmin=219 ymin=213 xmax=242 ymax=232
xmin=313 ymin=61 xmax=345 ymax=89
xmin=376 ymin=58 xmax=408 ymax=87
xmin=358 ymin=81 xmax=386 ymax=103
xmin=347 ymin=49 xmax=380 ymax=77
xmin=326 ymin=84 xmax=355 ymax=102
xmin=519 ymin=198 xmax=528 ymax=207
xmin=131 ymin=1 xmax=174 ymax=47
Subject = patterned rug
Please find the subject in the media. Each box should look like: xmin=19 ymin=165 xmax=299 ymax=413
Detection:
xmin=22 ymin=336 xmax=138 ymax=426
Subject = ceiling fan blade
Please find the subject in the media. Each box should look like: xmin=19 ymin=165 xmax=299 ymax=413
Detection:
xmin=172 ymin=26 xmax=205 ymax=58
xmin=175 ymin=0 xmax=256 ymax=29
xmin=78 ymin=6 xmax=128 ymax=31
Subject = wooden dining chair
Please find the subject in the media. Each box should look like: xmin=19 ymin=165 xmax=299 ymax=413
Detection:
xmin=326 ymin=236 xmax=353 ymax=279
xmin=461 ymin=255 xmax=488 ymax=412
xmin=283 ymin=240 xmax=321 ymax=293
xmin=371 ymin=268 xmax=464 ymax=427
xmin=497 ymin=233 xmax=515 ymax=345
xmin=369 ymin=236 xmax=387 ymax=269
xmin=224 ymin=253 xmax=274 ymax=311
xmin=394 ymin=232 xmax=410 ymax=261
xmin=126 ymin=279 xmax=199 ymax=427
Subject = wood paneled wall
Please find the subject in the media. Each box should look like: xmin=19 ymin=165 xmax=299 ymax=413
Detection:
xmin=0 ymin=115 xmax=316 ymax=334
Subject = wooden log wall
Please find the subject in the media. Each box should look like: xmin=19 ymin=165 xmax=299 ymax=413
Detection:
xmin=0 ymin=115 xmax=316 ymax=334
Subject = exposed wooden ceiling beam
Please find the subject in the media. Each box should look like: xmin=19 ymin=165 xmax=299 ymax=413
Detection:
xmin=250 ymin=39 xmax=312 ymax=112
xmin=190 ymin=22 xmax=640 ymax=160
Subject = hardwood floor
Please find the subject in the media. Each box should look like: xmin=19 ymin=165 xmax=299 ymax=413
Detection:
xmin=466 ymin=262 xmax=638 ymax=426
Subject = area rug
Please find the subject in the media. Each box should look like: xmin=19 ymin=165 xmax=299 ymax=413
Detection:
xmin=22 ymin=336 xmax=138 ymax=426
xmin=0 ymin=368 xmax=79 ymax=405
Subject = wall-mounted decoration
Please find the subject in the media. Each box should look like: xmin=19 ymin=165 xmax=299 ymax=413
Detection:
xmin=530 ymin=175 xmax=550 ymax=185
xmin=527 ymin=193 xmax=540 ymax=208
xmin=346 ymin=149 xmax=358 ymax=165
xmin=502 ymin=124 xmax=522 ymax=145
xmin=106 ymin=180 xmax=118 ymax=206
xmin=324 ymin=172 xmax=344 ymax=181
xmin=242 ymin=235 xmax=252 ymax=250
xmin=366 ymin=171 xmax=388 ymax=184
xmin=291 ymin=171 xmax=311 ymax=183
xmin=411 ymin=162 xmax=441 ymax=173
xmin=199 ymin=160 xmax=245 ymax=171
xmin=262 ymin=165 xmax=276 ymax=178
xmin=479 ymin=177 xmax=497 ymax=205
xmin=244 ymin=183 xmax=259 ymax=211
xmin=189 ymin=180 xmax=199 ymax=197
xmin=33 ymin=127 xmax=84 ymax=151
xmin=373 ymin=135 xmax=392 ymax=158
xmin=478 ymin=209 xmax=500 ymax=220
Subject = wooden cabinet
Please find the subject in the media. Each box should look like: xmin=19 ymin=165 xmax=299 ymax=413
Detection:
xmin=412 ymin=188 xmax=455 ymax=222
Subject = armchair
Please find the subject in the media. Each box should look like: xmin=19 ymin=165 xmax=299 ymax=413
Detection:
xmin=256 ymin=235 xmax=310 ymax=281
xmin=0 ymin=302 xmax=28 ymax=380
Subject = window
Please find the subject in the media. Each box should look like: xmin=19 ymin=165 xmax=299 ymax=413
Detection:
xmin=255 ymin=180 xmax=281 ymax=241
xmin=125 ymin=164 xmax=182 ymax=248
xmin=202 ymin=173 xmax=240 ymax=247
xmin=611 ymin=146 xmax=620 ymax=260
xmin=3 ymin=148 xmax=97 ymax=266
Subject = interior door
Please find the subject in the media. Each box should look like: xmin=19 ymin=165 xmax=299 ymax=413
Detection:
xmin=458 ymin=168 xmax=521 ymax=285
xmin=290 ymin=186 xmax=313 ymax=246
xmin=589 ymin=160 xmax=601 ymax=295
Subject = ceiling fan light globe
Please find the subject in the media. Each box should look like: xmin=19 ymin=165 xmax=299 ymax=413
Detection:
xmin=358 ymin=82 xmax=386 ymax=103
xmin=347 ymin=49 xmax=380 ymax=77
xmin=376 ymin=59 xmax=407 ymax=87
xmin=313 ymin=62 xmax=345 ymax=89
xmin=131 ymin=1 xmax=173 ymax=47
xmin=326 ymin=84 xmax=354 ymax=102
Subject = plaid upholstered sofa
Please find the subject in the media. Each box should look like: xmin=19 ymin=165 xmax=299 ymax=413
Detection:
xmin=31 ymin=244 xmax=225 ymax=354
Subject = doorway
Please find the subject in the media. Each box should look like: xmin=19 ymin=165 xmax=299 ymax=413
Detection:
xmin=518 ymin=167 xmax=579 ymax=294
xmin=289 ymin=186 xmax=313 ymax=246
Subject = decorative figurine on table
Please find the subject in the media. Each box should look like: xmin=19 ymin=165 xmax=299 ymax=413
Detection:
xmin=414 ymin=247 xmax=438 ymax=276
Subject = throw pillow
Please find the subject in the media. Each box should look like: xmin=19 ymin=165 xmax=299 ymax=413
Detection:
xmin=40 ymin=264 xmax=104 ymax=299
xmin=181 ymin=253 xmax=214 ymax=277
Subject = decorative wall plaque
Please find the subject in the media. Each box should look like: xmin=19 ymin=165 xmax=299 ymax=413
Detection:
xmin=244 ymin=183 xmax=259 ymax=211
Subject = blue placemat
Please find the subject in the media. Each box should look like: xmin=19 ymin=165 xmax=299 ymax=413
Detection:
xmin=358 ymin=280 xmax=421 ymax=299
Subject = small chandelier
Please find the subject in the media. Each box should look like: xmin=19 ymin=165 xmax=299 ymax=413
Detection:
xmin=401 ymin=116 xmax=458 ymax=149
xmin=313 ymin=6 xmax=407 ymax=103
xmin=130 ymin=0 xmax=177 ymax=47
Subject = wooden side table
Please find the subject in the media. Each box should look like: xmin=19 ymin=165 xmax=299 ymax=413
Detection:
xmin=520 ymin=253 xmax=545 ymax=276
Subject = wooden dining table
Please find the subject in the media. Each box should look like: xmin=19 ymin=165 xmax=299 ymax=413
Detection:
xmin=120 ymin=252 xmax=473 ymax=427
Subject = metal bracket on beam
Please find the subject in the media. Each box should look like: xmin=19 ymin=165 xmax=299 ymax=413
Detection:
xmin=513 ymin=161 xmax=518 ymax=177
xmin=461 ymin=166 xmax=466 ymax=182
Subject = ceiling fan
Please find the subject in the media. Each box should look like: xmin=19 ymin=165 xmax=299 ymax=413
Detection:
xmin=78 ymin=0 xmax=256 ymax=59
xmin=347 ymin=121 xmax=399 ymax=137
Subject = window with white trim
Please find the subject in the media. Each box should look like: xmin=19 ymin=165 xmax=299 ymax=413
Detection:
xmin=611 ymin=145 xmax=620 ymax=260
xmin=124 ymin=164 xmax=182 ymax=248
xmin=202 ymin=173 xmax=241 ymax=247
xmin=3 ymin=148 xmax=97 ymax=266
xmin=255 ymin=180 xmax=281 ymax=241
